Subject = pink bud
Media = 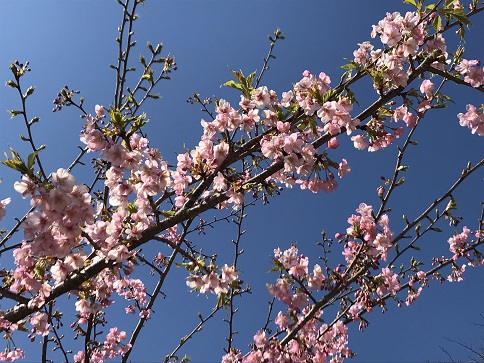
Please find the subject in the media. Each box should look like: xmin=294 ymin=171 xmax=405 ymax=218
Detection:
xmin=394 ymin=127 xmax=404 ymax=138
xmin=327 ymin=137 xmax=339 ymax=149
xmin=377 ymin=186 xmax=385 ymax=196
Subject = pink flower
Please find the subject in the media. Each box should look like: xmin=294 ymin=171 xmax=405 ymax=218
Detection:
xmin=353 ymin=42 xmax=373 ymax=64
xmin=0 ymin=348 xmax=24 ymax=361
xmin=381 ymin=22 xmax=401 ymax=46
xmin=251 ymin=86 xmax=271 ymax=108
xmin=403 ymin=37 xmax=418 ymax=57
xmin=377 ymin=267 xmax=400 ymax=295
xmin=464 ymin=67 xmax=484 ymax=88
xmin=274 ymin=311 xmax=290 ymax=329
xmin=80 ymin=129 xmax=106 ymax=152
xmin=73 ymin=351 xmax=85 ymax=363
xmin=253 ymin=330 xmax=268 ymax=348
xmin=276 ymin=121 xmax=290 ymax=133
xmin=30 ymin=312 xmax=50 ymax=336
xmin=308 ymin=264 xmax=326 ymax=290
xmin=221 ymin=264 xmax=239 ymax=284
xmin=222 ymin=349 xmax=242 ymax=363
xmin=394 ymin=126 xmax=404 ymax=138
xmin=448 ymin=226 xmax=471 ymax=258
xmin=14 ymin=175 xmax=38 ymax=198
xmin=139 ymin=308 xmax=151 ymax=320
xmin=419 ymin=79 xmax=434 ymax=98
xmin=288 ymin=255 xmax=308 ymax=277
xmin=455 ymin=59 xmax=479 ymax=75
xmin=94 ymin=104 xmax=104 ymax=116
xmin=279 ymin=91 xmax=294 ymax=107
xmin=104 ymin=143 xmax=127 ymax=167
xmin=457 ymin=104 xmax=484 ymax=136
xmin=176 ymin=152 xmax=192 ymax=171
xmin=240 ymin=109 xmax=260 ymax=132
xmin=239 ymin=95 xmax=255 ymax=110
xmin=0 ymin=197 xmax=11 ymax=221
xmin=283 ymin=133 xmax=303 ymax=154
xmin=338 ymin=159 xmax=351 ymax=178
xmin=351 ymin=134 xmax=368 ymax=150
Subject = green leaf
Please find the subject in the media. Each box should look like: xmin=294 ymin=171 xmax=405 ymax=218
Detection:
xmin=444 ymin=8 xmax=470 ymax=25
xmin=24 ymin=86 xmax=35 ymax=98
xmin=432 ymin=15 xmax=442 ymax=31
xmin=379 ymin=107 xmax=393 ymax=117
xmin=415 ymin=223 xmax=421 ymax=235
xmin=246 ymin=71 xmax=256 ymax=89
xmin=30 ymin=116 xmax=40 ymax=125
xmin=1 ymin=148 xmax=30 ymax=175
xmin=221 ymin=80 xmax=243 ymax=92
xmin=5 ymin=80 xmax=17 ymax=88
xmin=33 ymin=263 xmax=45 ymax=280
xmin=433 ymin=103 xmax=447 ymax=109
xmin=345 ymin=88 xmax=359 ymax=106
xmin=126 ymin=203 xmax=137 ymax=213
xmin=154 ymin=43 xmax=163 ymax=55
xmin=27 ymin=150 xmax=39 ymax=172
xmin=139 ymin=54 xmax=146 ymax=66
xmin=16 ymin=322 xmax=29 ymax=332
xmin=231 ymin=69 xmax=245 ymax=84
xmin=161 ymin=210 xmax=176 ymax=218
xmin=109 ymin=108 xmax=126 ymax=132
xmin=308 ymin=117 xmax=318 ymax=135
xmin=444 ymin=0 xmax=458 ymax=7
xmin=402 ymin=0 xmax=417 ymax=6
xmin=403 ymin=214 xmax=409 ymax=224
xmin=445 ymin=195 xmax=457 ymax=211
xmin=8 ymin=110 xmax=24 ymax=118
xmin=322 ymin=89 xmax=337 ymax=103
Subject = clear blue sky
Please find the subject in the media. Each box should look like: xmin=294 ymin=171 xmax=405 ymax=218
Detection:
xmin=0 ymin=1 xmax=483 ymax=362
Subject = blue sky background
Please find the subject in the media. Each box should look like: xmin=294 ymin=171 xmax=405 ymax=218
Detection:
xmin=0 ymin=1 xmax=483 ymax=362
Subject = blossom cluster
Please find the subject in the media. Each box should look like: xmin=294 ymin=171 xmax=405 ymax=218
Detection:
xmin=343 ymin=203 xmax=394 ymax=263
xmin=358 ymin=11 xmax=427 ymax=90
xmin=0 ymin=198 xmax=10 ymax=222
xmin=350 ymin=10 xmax=484 ymax=150
xmin=222 ymin=246 xmax=352 ymax=363
xmin=73 ymin=327 xmax=131 ymax=363
xmin=454 ymin=59 xmax=484 ymax=136
xmin=186 ymin=264 xmax=239 ymax=296
xmin=456 ymin=59 xmax=484 ymax=88
xmin=0 ymin=2 xmax=482 ymax=361
xmin=238 ymin=319 xmax=351 ymax=363
xmin=191 ymin=77 xmax=354 ymax=199
xmin=9 ymin=168 xmax=94 ymax=315
xmin=457 ymin=104 xmax=484 ymax=136
xmin=350 ymin=12 xmax=429 ymax=150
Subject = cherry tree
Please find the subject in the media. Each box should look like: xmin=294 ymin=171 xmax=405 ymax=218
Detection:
xmin=0 ymin=0 xmax=483 ymax=362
